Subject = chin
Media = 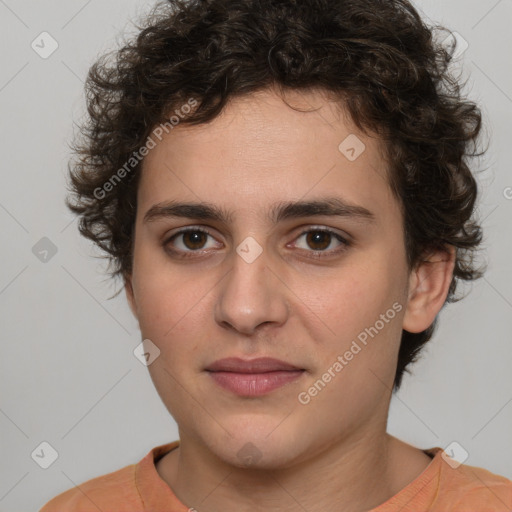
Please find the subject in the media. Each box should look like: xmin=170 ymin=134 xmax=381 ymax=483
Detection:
xmin=202 ymin=419 xmax=306 ymax=470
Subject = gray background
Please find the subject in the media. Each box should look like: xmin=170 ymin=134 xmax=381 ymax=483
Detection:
xmin=0 ymin=1 xmax=511 ymax=510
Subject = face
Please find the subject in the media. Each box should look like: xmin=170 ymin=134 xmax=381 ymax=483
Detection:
xmin=126 ymin=88 xmax=422 ymax=469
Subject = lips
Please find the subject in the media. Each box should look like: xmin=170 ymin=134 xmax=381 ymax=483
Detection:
xmin=205 ymin=357 xmax=302 ymax=373
xmin=205 ymin=357 xmax=305 ymax=396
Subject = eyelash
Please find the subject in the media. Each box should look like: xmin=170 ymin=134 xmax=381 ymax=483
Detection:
xmin=163 ymin=226 xmax=350 ymax=259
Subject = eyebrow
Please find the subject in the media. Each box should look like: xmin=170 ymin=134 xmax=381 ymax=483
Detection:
xmin=143 ymin=197 xmax=376 ymax=225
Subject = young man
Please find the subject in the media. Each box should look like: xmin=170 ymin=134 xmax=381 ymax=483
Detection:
xmin=41 ymin=0 xmax=512 ymax=510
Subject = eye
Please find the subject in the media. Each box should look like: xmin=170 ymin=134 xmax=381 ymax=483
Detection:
xmin=292 ymin=228 xmax=349 ymax=255
xmin=164 ymin=227 xmax=220 ymax=257
xmin=163 ymin=226 xmax=350 ymax=259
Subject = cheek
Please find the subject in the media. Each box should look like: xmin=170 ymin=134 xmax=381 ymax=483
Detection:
xmin=313 ymin=260 xmax=399 ymax=331
xmin=301 ymin=304 xmax=403 ymax=429
xmin=304 ymin=256 xmax=406 ymax=382
xmin=134 ymin=280 xmax=204 ymax=343
xmin=131 ymin=240 xmax=205 ymax=337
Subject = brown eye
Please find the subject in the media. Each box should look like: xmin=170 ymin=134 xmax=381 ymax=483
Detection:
xmin=294 ymin=228 xmax=349 ymax=255
xmin=181 ymin=231 xmax=208 ymax=250
xmin=165 ymin=228 xmax=220 ymax=257
xmin=305 ymin=231 xmax=332 ymax=251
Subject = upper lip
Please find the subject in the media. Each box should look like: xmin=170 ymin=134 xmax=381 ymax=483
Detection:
xmin=205 ymin=357 xmax=303 ymax=373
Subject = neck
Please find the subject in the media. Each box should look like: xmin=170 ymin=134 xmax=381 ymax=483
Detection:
xmin=157 ymin=424 xmax=431 ymax=512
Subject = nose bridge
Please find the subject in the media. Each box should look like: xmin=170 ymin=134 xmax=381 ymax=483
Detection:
xmin=214 ymin=238 xmax=288 ymax=334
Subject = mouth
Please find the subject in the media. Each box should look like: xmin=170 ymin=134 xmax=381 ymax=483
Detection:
xmin=205 ymin=357 xmax=306 ymax=397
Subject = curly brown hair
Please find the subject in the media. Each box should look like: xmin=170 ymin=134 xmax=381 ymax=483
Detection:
xmin=68 ymin=0 xmax=485 ymax=390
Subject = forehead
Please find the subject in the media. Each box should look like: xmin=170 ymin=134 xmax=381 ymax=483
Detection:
xmin=137 ymin=88 xmax=400 ymax=227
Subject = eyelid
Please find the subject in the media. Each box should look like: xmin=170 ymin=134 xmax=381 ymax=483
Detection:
xmin=294 ymin=224 xmax=350 ymax=241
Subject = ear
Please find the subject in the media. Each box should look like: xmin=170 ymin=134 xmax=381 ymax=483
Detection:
xmin=402 ymin=245 xmax=456 ymax=333
xmin=124 ymin=273 xmax=138 ymax=319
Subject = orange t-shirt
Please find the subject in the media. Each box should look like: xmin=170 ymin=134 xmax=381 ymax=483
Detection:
xmin=40 ymin=441 xmax=512 ymax=511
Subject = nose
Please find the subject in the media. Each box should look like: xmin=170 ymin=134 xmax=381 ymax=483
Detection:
xmin=214 ymin=243 xmax=289 ymax=335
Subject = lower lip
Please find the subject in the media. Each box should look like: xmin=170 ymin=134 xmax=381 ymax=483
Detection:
xmin=207 ymin=370 xmax=305 ymax=396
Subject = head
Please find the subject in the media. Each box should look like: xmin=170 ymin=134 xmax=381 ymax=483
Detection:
xmin=68 ymin=0 xmax=484 ymax=466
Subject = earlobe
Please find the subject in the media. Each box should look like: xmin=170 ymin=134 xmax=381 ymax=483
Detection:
xmin=402 ymin=245 xmax=456 ymax=334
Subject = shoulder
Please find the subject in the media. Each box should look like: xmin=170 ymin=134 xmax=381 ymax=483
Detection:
xmin=439 ymin=456 xmax=512 ymax=510
xmin=39 ymin=463 xmax=141 ymax=511
xmin=39 ymin=441 xmax=180 ymax=511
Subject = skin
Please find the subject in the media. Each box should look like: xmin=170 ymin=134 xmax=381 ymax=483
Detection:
xmin=125 ymin=87 xmax=455 ymax=512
